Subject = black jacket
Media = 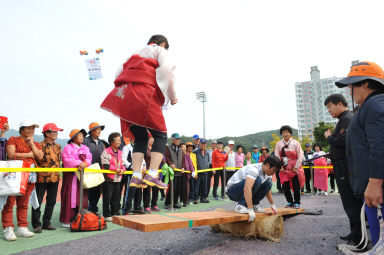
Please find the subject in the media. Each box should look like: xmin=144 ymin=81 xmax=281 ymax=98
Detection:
xmin=327 ymin=110 xmax=353 ymax=161
xmin=83 ymin=136 xmax=106 ymax=165
xmin=303 ymin=151 xmax=314 ymax=166
xmin=346 ymin=93 xmax=384 ymax=195
xmin=193 ymin=148 xmax=210 ymax=171
xmin=165 ymin=144 xmax=183 ymax=176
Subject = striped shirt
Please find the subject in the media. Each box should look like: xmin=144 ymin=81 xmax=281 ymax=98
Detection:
xmin=225 ymin=163 xmax=272 ymax=192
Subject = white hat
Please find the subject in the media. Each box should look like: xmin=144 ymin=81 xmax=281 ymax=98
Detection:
xmin=228 ymin=140 xmax=235 ymax=145
xmin=19 ymin=120 xmax=39 ymax=129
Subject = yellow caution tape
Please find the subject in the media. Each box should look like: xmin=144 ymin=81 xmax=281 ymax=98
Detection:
xmin=173 ymin=168 xmax=192 ymax=174
xmin=0 ymin=167 xmax=227 ymax=174
xmin=302 ymin=166 xmax=333 ymax=169
xmin=226 ymin=167 xmax=241 ymax=170
xmin=0 ymin=167 xmax=134 ymax=174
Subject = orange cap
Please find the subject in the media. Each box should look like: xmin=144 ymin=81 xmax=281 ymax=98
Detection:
xmin=336 ymin=61 xmax=384 ymax=88
xmin=88 ymin=122 xmax=105 ymax=133
xmin=348 ymin=61 xmax=384 ymax=79
xmin=186 ymin=142 xmax=194 ymax=147
xmin=68 ymin=129 xmax=87 ymax=143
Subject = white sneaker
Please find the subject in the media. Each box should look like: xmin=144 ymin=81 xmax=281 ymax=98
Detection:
xmin=324 ymin=192 xmax=328 ymax=196
xmin=253 ymin=204 xmax=265 ymax=213
xmin=62 ymin=223 xmax=70 ymax=228
xmin=235 ymin=204 xmax=249 ymax=214
xmin=16 ymin=227 xmax=34 ymax=238
xmin=105 ymin=217 xmax=112 ymax=222
xmin=4 ymin=227 xmax=17 ymax=241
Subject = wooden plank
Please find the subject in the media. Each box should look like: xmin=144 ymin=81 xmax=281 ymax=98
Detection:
xmin=112 ymin=214 xmax=189 ymax=232
xmin=112 ymin=208 xmax=305 ymax=232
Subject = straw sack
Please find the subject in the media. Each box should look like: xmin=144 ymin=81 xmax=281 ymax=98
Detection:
xmin=210 ymin=209 xmax=284 ymax=242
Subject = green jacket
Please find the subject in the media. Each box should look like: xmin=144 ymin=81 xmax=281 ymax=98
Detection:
xmin=244 ymin=157 xmax=257 ymax=165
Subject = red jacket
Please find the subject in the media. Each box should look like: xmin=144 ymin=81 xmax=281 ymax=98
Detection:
xmin=212 ymin=150 xmax=228 ymax=168
xmin=259 ymin=153 xmax=270 ymax=163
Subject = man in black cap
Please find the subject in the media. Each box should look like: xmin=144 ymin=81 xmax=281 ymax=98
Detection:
xmin=164 ymin=133 xmax=183 ymax=209
xmin=193 ymin=138 xmax=210 ymax=204
xmin=324 ymin=94 xmax=363 ymax=245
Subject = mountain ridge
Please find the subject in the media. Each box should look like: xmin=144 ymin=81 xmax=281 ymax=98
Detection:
xmin=3 ymin=128 xmax=298 ymax=151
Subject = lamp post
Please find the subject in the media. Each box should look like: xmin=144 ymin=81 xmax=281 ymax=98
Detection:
xmin=196 ymin=91 xmax=207 ymax=138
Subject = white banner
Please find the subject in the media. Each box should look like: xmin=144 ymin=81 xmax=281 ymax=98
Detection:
xmin=85 ymin=58 xmax=103 ymax=80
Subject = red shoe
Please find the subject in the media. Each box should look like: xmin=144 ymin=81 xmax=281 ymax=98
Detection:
xmin=142 ymin=174 xmax=168 ymax=189
xmin=151 ymin=206 xmax=160 ymax=212
xmin=144 ymin=207 xmax=152 ymax=214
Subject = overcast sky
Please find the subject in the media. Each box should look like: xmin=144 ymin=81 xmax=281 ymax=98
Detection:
xmin=1 ymin=0 xmax=384 ymax=140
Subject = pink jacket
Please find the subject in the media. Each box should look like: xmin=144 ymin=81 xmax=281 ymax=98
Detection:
xmin=62 ymin=143 xmax=92 ymax=168
xmin=183 ymin=152 xmax=195 ymax=173
xmin=274 ymin=138 xmax=303 ymax=170
xmin=104 ymin=147 xmax=126 ymax=180
xmin=235 ymin=153 xmax=245 ymax=168
xmin=62 ymin=143 xmax=92 ymax=209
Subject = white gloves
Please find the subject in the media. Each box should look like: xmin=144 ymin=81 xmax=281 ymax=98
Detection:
xmin=271 ymin=204 xmax=277 ymax=214
xmin=235 ymin=204 xmax=255 ymax=222
xmin=248 ymin=209 xmax=256 ymax=222
xmin=192 ymin=171 xmax=196 ymax=178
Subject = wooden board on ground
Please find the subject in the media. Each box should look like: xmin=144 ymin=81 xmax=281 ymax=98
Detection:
xmin=112 ymin=207 xmax=304 ymax=232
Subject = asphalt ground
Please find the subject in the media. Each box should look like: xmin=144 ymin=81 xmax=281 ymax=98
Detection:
xmin=13 ymin=192 xmax=351 ymax=255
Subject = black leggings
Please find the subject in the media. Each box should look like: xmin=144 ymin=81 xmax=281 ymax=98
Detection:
xmin=130 ymin=125 xmax=167 ymax=154
xmin=282 ymin=175 xmax=301 ymax=204
xmin=143 ymin=186 xmax=159 ymax=208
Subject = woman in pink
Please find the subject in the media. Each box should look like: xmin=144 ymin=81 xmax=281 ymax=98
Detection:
xmin=101 ymin=132 xmax=126 ymax=221
xmin=60 ymin=129 xmax=92 ymax=228
xmin=181 ymin=143 xmax=195 ymax=207
xmin=312 ymin=143 xmax=328 ymax=196
xmin=274 ymin=125 xmax=304 ymax=209
xmin=234 ymin=145 xmax=245 ymax=168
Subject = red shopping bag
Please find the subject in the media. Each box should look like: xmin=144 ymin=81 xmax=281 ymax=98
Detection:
xmin=0 ymin=116 xmax=7 ymax=130
xmin=18 ymin=161 xmax=31 ymax=195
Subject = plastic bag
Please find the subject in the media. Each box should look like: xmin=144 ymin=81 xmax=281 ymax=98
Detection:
xmin=0 ymin=160 xmax=29 ymax=196
xmin=76 ymin=163 xmax=105 ymax=189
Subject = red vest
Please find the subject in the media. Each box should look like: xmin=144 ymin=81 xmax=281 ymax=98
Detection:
xmin=101 ymin=55 xmax=166 ymax=138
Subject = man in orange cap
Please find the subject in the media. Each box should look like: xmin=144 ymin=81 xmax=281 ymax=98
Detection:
xmin=336 ymin=61 xmax=384 ymax=247
xmin=31 ymin=123 xmax=63 ymax=233
xmin=83 ymin=122 xmax=106 ymax=214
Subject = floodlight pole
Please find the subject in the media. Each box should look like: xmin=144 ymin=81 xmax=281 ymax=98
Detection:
xmin=196 ymin=92 xmax=207 ymax=138
xmin=202 ymin=100 xmax=206 ymax=138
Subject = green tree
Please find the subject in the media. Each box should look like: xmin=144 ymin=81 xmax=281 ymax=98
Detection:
xmin=269 ymin=133 xmax=281 ymax=152
xmin=313 ymin=122 xmax=334 ymax=152
xmin=269 ymin=133 xmax=304 ymax=153
xmin=299 ymin=135 xmax=312 ymax=151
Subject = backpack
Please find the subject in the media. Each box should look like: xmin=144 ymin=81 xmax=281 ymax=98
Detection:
xmin=70 ymin=211 xmax=107 ymax=232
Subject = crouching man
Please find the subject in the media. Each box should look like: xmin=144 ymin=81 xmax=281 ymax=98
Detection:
xmin=225 ymin=155 xmax=281 ymax=221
